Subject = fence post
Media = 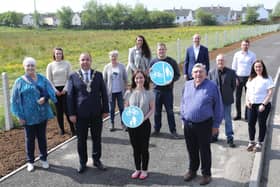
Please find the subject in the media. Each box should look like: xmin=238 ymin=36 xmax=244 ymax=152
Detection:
xmin=2 ymin=72 xmax=13 ymax=130
xmin=215 ymin=32 xmax=219 ymax=48
xmin=223 ymin=30 xmax=226 ymax=46
xmin=177 ymin=38 xmax=181 ymax=64
xmin=205 ymin=33 xmax=208 ymax=48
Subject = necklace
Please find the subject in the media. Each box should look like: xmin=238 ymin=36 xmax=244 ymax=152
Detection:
xmin=77 ymin=70 xmax=96 ymax=93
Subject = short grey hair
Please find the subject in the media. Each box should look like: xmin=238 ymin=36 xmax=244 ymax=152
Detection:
xmin=23 ymin=57 xmax=36 ymax=66
xmin=216 ymin=54 xmax=225 ymax=61
xmin=109 ymin=50 xmax=119 ymax=57
xmin=192 ymin=63 xmax=206 ymax=73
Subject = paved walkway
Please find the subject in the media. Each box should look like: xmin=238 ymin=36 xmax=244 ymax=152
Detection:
xmin=1 ymin=32 xmax=280 ymax=187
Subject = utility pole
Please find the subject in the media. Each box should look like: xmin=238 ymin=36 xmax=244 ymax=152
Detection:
xmin=33 ymin=0 xmax=39 ymax=28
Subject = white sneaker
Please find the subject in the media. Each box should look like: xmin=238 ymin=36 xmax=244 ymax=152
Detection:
xmin=247 ymin=142 xmax=255 ymax=152
xmin=40 ymin=160 xmax=49 ymax=169
xmin=26 ymin=163 xmax=34 ymax=172
xmin=254 ymin=142 xmax=262 ymax=152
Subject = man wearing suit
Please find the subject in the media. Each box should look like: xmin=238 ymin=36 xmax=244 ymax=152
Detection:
xmin=208 ymin=54 xmax=236 ymax=147
xmin=67 ymin=52 xmax=109 ymax=173
xmin=184 ymin=33 xmax=209 ymax=80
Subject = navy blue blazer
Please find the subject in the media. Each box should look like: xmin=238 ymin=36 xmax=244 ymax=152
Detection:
xmin=208 ymin=67 xmax=236 ymax=105
xmin=184 ymin=45 xmax=209 ymax=79
xmin=67 ymin=69 xmax=109 ymax=119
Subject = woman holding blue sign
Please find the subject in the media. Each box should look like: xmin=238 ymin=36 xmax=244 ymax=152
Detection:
xmin=123 ymin=70 xmax=155 ymax=180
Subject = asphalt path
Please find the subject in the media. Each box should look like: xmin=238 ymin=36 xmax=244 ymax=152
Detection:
xmin=1 ymin=32 xmax=280 ymax=187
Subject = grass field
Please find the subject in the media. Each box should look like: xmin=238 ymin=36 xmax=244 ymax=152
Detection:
xmin=0 ymin=24 xmax=278 ymax=129
xmin=0 ymin=26 xmax=245 ymax=76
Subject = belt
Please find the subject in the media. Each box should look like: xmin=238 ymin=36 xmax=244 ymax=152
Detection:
xmin=185 ymin=117 xmax=212 ymax=126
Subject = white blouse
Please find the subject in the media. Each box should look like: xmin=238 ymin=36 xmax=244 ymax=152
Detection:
xmin=246 ymin=75 xmax=274 ymax=104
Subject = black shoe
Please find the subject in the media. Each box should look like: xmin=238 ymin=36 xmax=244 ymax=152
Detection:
xmin=94 ymin=161 xmax=106 ymax=171
xmin=211 ymin=136 xmax=218 ymax=143
xmin=151 ymin=130 xmax=160 ymax=136
xmin=77 ymin=165 xmax=87 ymax=173
xmin=200 ymin=175 xmax=211 ymax=185
xmin=233 ymin=116 xmax=241 ymax=121
xmin=227 ymin=139 xmax=236 ymax=148
xmin=183 ymin=171 xmax=197 ymax=181
xmin=171 ymin=131 xmax=180 ymax=139
xmin=109 ymin=123 xmax=115 ymax=132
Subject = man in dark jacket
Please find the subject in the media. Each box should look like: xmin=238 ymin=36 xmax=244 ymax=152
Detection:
xmin=184 ymin=33 xmax=209 ymax=80
xmin=150 ymin=43 xmax=180 ymax=139
xmin=208 ymin=54 xmax=236 ymax=147
xmin=67 ymin=52 xmax=109 ymax=173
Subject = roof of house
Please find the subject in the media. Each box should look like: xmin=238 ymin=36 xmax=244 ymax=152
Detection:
xmin=198 ymin=6 xmax=231 ymax=17
xmin=165 ymin=9 xmax=192 ymax=16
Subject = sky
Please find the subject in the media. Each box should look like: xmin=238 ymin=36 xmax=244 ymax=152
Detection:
xmin=0 ymin=0 xmax=278 ymax=14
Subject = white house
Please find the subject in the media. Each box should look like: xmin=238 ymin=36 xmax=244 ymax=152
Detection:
xmin=22 ymin=14 xmax=34 ymax=26
xmin=71 ymin=13 xmax=81 ymax=26
xmin=198 ymin=6 xmax=232 ymax=24
xmin=256 ymin=6 xmax=270 ymax=21
xmin=241 ymin=5 xmax=270 ymax=22
xmin=165 ymin=8 xmax=194 ymax=25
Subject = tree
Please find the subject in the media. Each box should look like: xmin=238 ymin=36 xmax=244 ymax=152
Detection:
xmin=245 ymin=7 xmax=259 ymax=24
xmin=57 ymin=6 xmax=73 ymax=28
xmin=195 ymin=9 xmax=217 ymax=25
xmin=81 ymin=0 xmax=109 ymax=29
xmin=149 ymin=11 xmax=175 ymax=27
xmin=105 ymin=3 xmax=132 ymax=29
xmin=272 ymin=1 xmax=280 ymax=17
xmin=0 ymin=11 xmax=23 ymax=26
xmin=131 ymin=3 xmax=150 ymax=28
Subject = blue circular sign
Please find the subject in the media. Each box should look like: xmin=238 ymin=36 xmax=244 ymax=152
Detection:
xmin=150 ymin=61 xmax=174 ymax=86
xmin=121 ymin=106 xmax=144 ymax=128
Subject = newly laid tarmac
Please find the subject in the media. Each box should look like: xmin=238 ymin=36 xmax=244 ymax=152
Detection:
xmin=1 ymin=32 xmax=280 ymax=187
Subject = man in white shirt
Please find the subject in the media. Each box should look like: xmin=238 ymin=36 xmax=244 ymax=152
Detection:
xmin=232 ymin=39 xmax=256 ymax=120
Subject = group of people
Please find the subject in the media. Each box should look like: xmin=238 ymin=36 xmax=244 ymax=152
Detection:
xmin=10 ymin=34 xmax=274 ymax=186
xmin=181 ymin=37 xmax=274 ymax=185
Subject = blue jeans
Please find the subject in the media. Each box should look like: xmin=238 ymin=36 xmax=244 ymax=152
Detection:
xmin=24 ymin=121 xmax=47 ymax=163
xmin=154 ymin=89 xmax=176 ymax=133
xmin=109 ymin=92 xmax=124 ymax=124
xmin=223 ymin=104 xmax=234 ymax=140
xmin=213 ymin=104 xmax=234 ymax=141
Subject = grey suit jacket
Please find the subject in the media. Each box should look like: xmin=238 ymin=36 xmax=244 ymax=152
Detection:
xmin=208 ymin=67 xmax=236 ymax=105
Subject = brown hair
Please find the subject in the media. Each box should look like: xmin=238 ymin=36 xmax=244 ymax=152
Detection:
xmin=136 ymin=35 xmax=151 ymax=59
xmin=249 ymin=59 xmax=269 ymax=80
xmin=53 ymin=47 xmax=64 ymax=60
xmin=131 ymin=70 xmax=150 ymax=90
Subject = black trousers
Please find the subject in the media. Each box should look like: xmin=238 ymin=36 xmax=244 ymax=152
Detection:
xmin=184 ymin=118 xmax=213 ymax=176
xmin=128 ymin=119 xmax=151 ymax=171
xmin=248 ymin=103 xmax=271 ymax=142
xmin=24 ymin=121 xmax=47 ymax=163
xmin=235 ymin=76 xmax=248 ymax=118
xmin=55 ymin=86 xmax=75 ymax=134
xmin=76 ymin=116 xmax=103 ymax=166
